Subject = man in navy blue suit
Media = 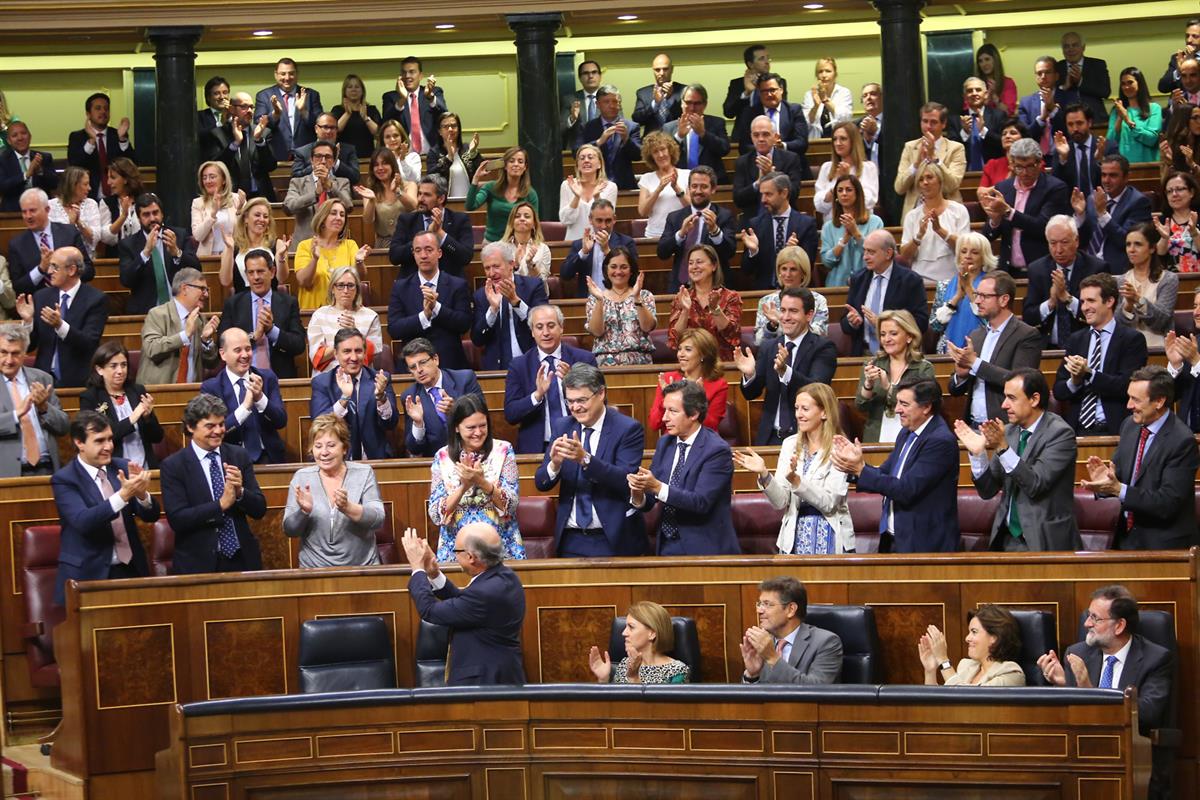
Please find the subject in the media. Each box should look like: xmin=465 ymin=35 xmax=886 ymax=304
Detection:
xmin=559 ymin=200 xmax=637 ymax=298
xmin=381 ymin=57 xmax=448 ymax=157
xmin=52 ymin=411 xmax=158 ymax=604
xmin=629 ymin=380 xmax=739 ymax=556
xmin=733 ymin=74 xmax=809 ymax=171
xmin=1074 ymin=155 xmax=1151 ymax=273
xmin=471 ymin=242 xmax=548 ymax=371
xmin=945 ymin=78 xmax=1007 ymax=170
xmin=310 ymin=329 xmax=398 ymax=459
xmin=254 ymin=58 xmax=322 ymax=161
xmin=839 ymin=230 xmax=929 ymax=357
xmin=388 ymin=176 xmax=474 ymax=278
xmin=1049 ymin=105 xmax=1105 ymax=195
xmin=980 ymin=137 xmax=1071 ymax=276
xmin=66 ymin=92 xmax=136 ymax=205
xmin=657 ymin=166 xmax=737 ymax=292
xmin=16 ymin=246 xmax=107 ymax=388
xmin=833 ymin=378 xmax=960 ymax=553
xmin=736 ymin=288 xmax=837 ymax=445
xmin=739 ymin=173 xmax=817 ymax=290
xmin=733 ymin=116 xmax=807 ymax=222
xmin=217 ymin=249 xmax=305 ymax=379
xmin=388 ymin=230 xmax=472 ymax=370
xmin=580 ymin=85 xmax=643 ymax=190
xmin=1017 ymin=57 xmax=1079 ymax=160
xmin=160 ymin=393 xmax=267 ymax=574
xmin=1167 ymin=294 xmax=1200 ymax=432
xmin=0 ymin=122 xmax=57 ymax=212
xmin=9 ymin=188 xmax=93 ymax=297
xmin=403 ymin=522 xmax=526 ymax=686
xmin=117 ymin=193 xmax=202 ymax=315
xmin=1022 ymin=215 xmax=1107 ymax=349
xmin=535 ymin=364 xmax=646 ymax=557
xmin=200 ymin=328 xmax=288 ymax=465
xmin=399 ymin=338 xmax=484 ymax=457
xmin=663 ymin=85 xmax=731 ymax=184
xmin=504 ymin=305 xmax=598 ymax=455
xmin=1053 ymin=273 xmax=1148 ymax=436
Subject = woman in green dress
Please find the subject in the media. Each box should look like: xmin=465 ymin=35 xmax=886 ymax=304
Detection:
xmin=466 ymin=145 xmax=539 ymax=243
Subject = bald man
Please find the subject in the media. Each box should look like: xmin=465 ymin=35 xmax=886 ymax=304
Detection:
xmin=402 ymin=523 xmax=526 ymax=686
xmin=206 ymin=91 xmax=278 ymax=201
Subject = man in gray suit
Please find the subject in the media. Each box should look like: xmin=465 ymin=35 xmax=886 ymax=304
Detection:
xmin=281 ymin=140 xmax=354 ymax=244
xmin=956 ymin=368 xmax=1082 ymax=552
xmin=136 ymin=268 xmax=221 ymax=387
xmin=0 ymin=322 xmax=68 ymax=477
xmin=947 ymin=270 xmax=1043 ymax=428
xmin=741 ymin=576 xmax=842 ymax=684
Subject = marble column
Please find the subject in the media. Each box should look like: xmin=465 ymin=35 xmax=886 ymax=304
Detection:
xmin=872 ymin=0 xmax=927 ymax=225
xmin=146 ymin=26 xmax=202 ymax=229
xmin=507 ymin=13 xmax=563 ymax=220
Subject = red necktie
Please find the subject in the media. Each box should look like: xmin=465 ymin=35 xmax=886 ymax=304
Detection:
xmin=96 ymin=132 xmax=111 ymax=195
xmin=1125 ymin=426 xmax=1151 ymax=530
xmin=408 ymin=93 xmax=423 ymax=153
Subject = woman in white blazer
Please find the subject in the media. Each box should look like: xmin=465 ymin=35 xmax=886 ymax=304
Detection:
xmin=734 ymin=382 xmax=854 ymax=554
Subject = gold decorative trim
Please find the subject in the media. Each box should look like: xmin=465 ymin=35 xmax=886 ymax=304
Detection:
xmin=611 ymin=726 xmax=686 ymax=751
xmin=821 ymin=729 xmax=901 ymax=755
xmin=92 ymin=622 xmax=178 ymax=709
xmin=483 ymin=727 xmax=526 ymax=751
xmin=1078 ymin=777 xmax=1122 ymax=793
xmin=772 ymin=771 xmax=815 ymax=797
xmin=233 ymin=736 xmax=314 ymax=764
xmin=315 ymin=731 xmax=396 ymax=758
xmin=688 ymin=727 xmax=763 ymax=752
xmin=188 ymin=742 xmax=228 ymax=768
xmin=396 ymin=727 xmax=477 ymax=753
xmin=484 ymin=766 xmax=527 ymax=800
xmin=191 ymin=784 xmax=230 ymax=800
xmin=202 ymin=616 xmax=287 ymax=700
xmin=1077 ymin=734 xmax=1122 ymax=759
xmin=771 ymin=730 xmax=814 ymax=755
xmin=531 ymin=726 xmax=608 ymax=749
xmin=987 ymin=732 xmax=1068 ymax=758
xmin=903 ymin=730 xmax=983 ymax=757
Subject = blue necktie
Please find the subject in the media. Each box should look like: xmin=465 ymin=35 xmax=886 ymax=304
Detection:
xmin=1098 ymin=654 xmax=1117 ymax=689
xmin=968 ymin=114 xmax=984 ymax=171
xmin=879 ymin=432 xmax=918 ymax=534
xmin=429 ymin=386 xmax=446 ymax=422
xmin=686 ymin=130 xmax=700 ymax=169
xmin=574 ymin=427 xmax=595 ymax=528
xmin=659 ymin=441 xmax=689 ymax=540
xmin=206 ymin=452 xmax=241 ymax=557
xmin=499 ymin=302 xmax=514 ymax=366
xmin=544 ymin=355 xmax=563 ymax=424
xmin=51 ymin=292 xmax=69 ymax=379
xmin=236 ymin=377 xmax=263 ymax=462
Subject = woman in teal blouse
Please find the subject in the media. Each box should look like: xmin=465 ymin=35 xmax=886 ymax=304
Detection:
xmin=466 ymin=146 xmax=539 ymax=243
xmin=1107 ymin=67 xmax=1162 ymax=165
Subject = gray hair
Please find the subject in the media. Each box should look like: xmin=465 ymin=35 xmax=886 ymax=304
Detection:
xmin=20 ymin=187 xmax=48 ymax=208
xmin=1009 ymin=138 xmax=1043 ymax=161
xmin=183 ymin=393 xmax=228 ymax=431
xmin=865 ymin=228 xmax=896 ymax=252
xmin=0 ymin=322 xmax=30 ymax=350
xmin=683 ymin=83 xmax=708 ymax=103
xmin=529 ymin=303 xmax=563 ymax=326
xmin=762 ymin=171 xmax=792 ymax=196
xmin=1045 ymin=214 xmax=1078 ymax=238
xmin=480 ymin=241 xmax=516 ymax=264
xmin=419 ymin=174 xmax=448 ymax=198
xmin=596 ymin=84 xmax=621 ymax=101
xmin=171 ymin=267 xmax=204 ymax=296
xmin=562 ymin=362 xmax=606 ymax=393
xmin=463 ymin=528 xmax=505 ymax=567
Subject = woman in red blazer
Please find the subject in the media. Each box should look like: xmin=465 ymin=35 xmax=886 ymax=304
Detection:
xmin=649 ymin=327 xmax=728 ymax=433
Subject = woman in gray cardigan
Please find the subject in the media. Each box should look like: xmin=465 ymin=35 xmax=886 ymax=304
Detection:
xmin=284 ymin=414 xmax=385 ymax=567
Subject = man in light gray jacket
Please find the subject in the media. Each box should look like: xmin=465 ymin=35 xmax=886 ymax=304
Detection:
xmin=741 ymin=576 xmax=842 ymax=684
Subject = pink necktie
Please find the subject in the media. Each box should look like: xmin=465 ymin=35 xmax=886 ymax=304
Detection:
xmin=409 ymin=94 xmax=424 ymax=153
xmin=1011 ymin=186 xmax=1031 ymax=268
xmin=253 ymin=298 xmax=271 ymax=369
xmin=95 ymin=469 xmax=133 ymax=564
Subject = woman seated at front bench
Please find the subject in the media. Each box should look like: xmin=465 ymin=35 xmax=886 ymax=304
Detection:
xmin=588 ymin=601 xmax=690 ymax=684
xmin=919 ymin=604 xmax=1025 ymax=686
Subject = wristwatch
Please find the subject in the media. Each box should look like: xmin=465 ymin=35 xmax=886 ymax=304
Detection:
xmin=939 ymin=660 xmax=953 ymax=672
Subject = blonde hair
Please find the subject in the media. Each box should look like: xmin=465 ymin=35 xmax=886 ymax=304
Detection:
xmin=234 ymin=197 xmax=278 ymax=252
xmin=827 ymin=121 xmax=866 ymax=176
xmin=574 ymin=143 xmax=609 ymax=183
xmin=197 ymin=161 xmax=235 ymax=212
xmin=500 ymin=201 xmax=546 ymax=248
xmin=815 ymin=57 xmax=839 ymax=78
xmin=914 ymin=160 xmax=949 ymax=198
xmin=627 ymin=601 xmax=674 ymax=654
xmin=324 ymin=265 xmax=363 ymax=309
xmin=677 ymin=328 xmax=723 ymax=381
xmin=875 ymin=309 xmax=924 ymax=362
xmin=795 ymin=382 xmax=840 ymax=462
xmin=954 ymin=231 xmax=998 ymax=273
xmin=775 ymin=246 xmax=812 ymax=287
xmin=309 ymin=413 xmax=351 ymax=453
xmin=312 ymin=198 xmax=349 ymax=241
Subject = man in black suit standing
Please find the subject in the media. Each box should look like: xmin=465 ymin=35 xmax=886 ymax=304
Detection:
xmin=1082 ymin=367 xmax=1200 ymax=550
xmin=291 ymin=114 xmax=359 ymax=186
xmin=561 ymin=60 xmax=604 ymax=151
xmin=857 ymin=83 xmax=884 ymax=167
xmin=560 ymin=200 xmax=637 ymax=299
xmin=0 ymin=122 xmax=57 ymax=212
xmin=161 ymin=394 xmax=267 ymax=574
xmin=740 ymin=173 xmax=817 ymax=290
xmin=389 ymin=175 xmax=474 ymax=278
xmin=725 ymin=45 xmax=787 ymax=146
xmin=1057 ymin=32 xmax=1111 ymax=127
xmin=66 ymin=92 xmax=135 ymax=204
xmin=1022 ymin=214 xmax=1106 ymax=348
xmin=217 ymin=249 xmax=305 ymax=379
xmin=387 ymin=230 xmax=472 ymax=371
xmin=945 ymin=78 xmax=1007 ymax=171
xmin=9 ymin=188 xmax=92 ymax=297
xmin=733 ymin=116 xmax=806 ymax=222
xmin=663 ymin=85 xmax=730 ymax=184
xmin=580 ymin=86 xmax=643 ymax=191
xmin=198 ymin=76 xmax=230 ymax=135
xmin=254 ymin=58 xmax=322 ymax=162
xmin=1166 ymin=295 xmax=1200 ymax=432
xmin=207 ymin=91 xmax=277 ymax=202
xmin=840 ymin=230 xmax=929 ymax=357
xmin=734 ymin=74 xmax=809 ymax=173
xmin=117 ymin=193 xmax=200 ymax=315
xmin=656 ymin=167 xmax=736 ymax=292
xmin=15 ymin=246 xmax=107 ymax=388
xmin=1049 ymin=104 xmax=1104 ymax=195
xmin=382 ymin=57 xmax=448 ymax=158
xmin=1159 ymin=18 xmax=1200 ymax=94
xmin=1053 ymin=273 xmax=1148 ymax=435
xmin=1074 ymin=155 xmax=1151 ymax=273
xmin=735 ymin=288 xmax=836 ymax=445
xmin=632 ymin=53 xmax=686 ymax=135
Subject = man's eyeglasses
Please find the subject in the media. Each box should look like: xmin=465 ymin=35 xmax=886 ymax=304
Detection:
xmin=1085 ymin=613 xmax=1113 ymax=624
xmin=185 ymin=283 xmax=209 ymax=293
xmin=564 ymin=393 xmax=597 ymax=408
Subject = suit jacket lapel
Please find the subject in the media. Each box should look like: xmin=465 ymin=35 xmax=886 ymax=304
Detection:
xmin=790 ymin=624 xmax=811 ymax=666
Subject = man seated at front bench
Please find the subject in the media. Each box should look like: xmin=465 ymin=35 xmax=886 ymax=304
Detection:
xmin=741 ymin=576 xmax=842 ymax=684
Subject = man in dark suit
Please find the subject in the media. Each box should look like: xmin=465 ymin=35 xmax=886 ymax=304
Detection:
xmin=1075 ymin=155 xmax=1151 ymax=273
xmin=52 ymin=411 xmax=159 ymax=604
xmin=66 ymin=92 xmax=135 ymax=203
xmin=207 ymin=91 xmax=278 ymax=201
xmin=1158 ymin=19 xmax=1200 ymax=94
xmin=389 ymin=175 xmax=474 ymax=278
xmin=534 ymin=363 xmax=647 ymax=557
xmin=562 ymin=60 xmax=604 ymax=150
xmin=732 ymin=116 xmax=806 ymax=222
xmin=1053 ymin=273 xmax=1148 ymax=435
xmin=160 ymin=393 xmax=267 ymax=574
xmin=1049 ymin=104 xmax=1106 ymax=195
xmin=0 ymin=122 xmax=57 ymax=212
xmin=833 ymin=378 xmax=960 ymax=553
xmin=739 ymin=173 xmax=817 ymax=289
xmin=117 ymin=193 xmax=201 ymax=315
xmin=630 ymin=380 xmax=739 ymax=556
xmin=632 ymin=53 xmax=686 ymax=135
xmin=16 ymin=247 xmax=107 ymax=388
xmin=381 ymin=57 xmax=448 ymax=157
xmin=560 ymin=200 xmax=637 ymax=298
xmin=254 ymin=58 xmax=322 ymax=161
xmin=199 ymin=328 xmax=288 ymax=465
xmin=663 ymin=84 xmax=730 ymax=184
xmin=290 ymin=114 xmax=359 ymax=185
xmin=1057 ymin=33 xmax=1111 ymax=126
xmin=1022 ymin=214 xmax=1107 ymax=348
xmin=388 ymin=230 xmax=472 ymax=370
xmin=981 ymin=137 xmax=1071 ymax=275
xmin=734 ymin=74 xmax=809 ymax=170
xmin=402 ymin=523 xmax=526 ymax=686
xmin=839 ymin=230 xmax=929 ymax=357
xmin=657 ymin=166 xmax=737 ymax=292
xmin=9 ymin=188 xmax=93 ymax=296
xmin=399 ymin=338 xmax=484 ymax=458
xmin=736 ymin=288 xmax=836 ymax=445
xmin=310 ymin=329 xmax=398 ymax=460
xmin=471 ymin=242 xmax=549 ymax=371
xmin=725 ymin=44 xmax=787 ymax=141
xmin=857 ymin=83 xmax=884 ymax=167
xmin=217 ymin=249 xmax=305 ymax=379
xmin=1081 ymin=367 xmax=1200 ymax=550
xmin=503 ymin=305 xmax=598 ymax=455
xmin=1017 ymin=57 xmax=1079 ymax=159
xmin=197 ymin=76 xmax=230 ymax=136
xmin=945 ymin=77 xmax=1007 ymax=171
xmin=1166 ymin=295 xmax=1200 ymax=432
xmin=580 ymin=85 xmax=643 ymax=191
xmin=947 ymin=271 xmax=1042 ymax=427
xmin=741 ymin=577 xmax=842 ymax=685
xmin=957 ymin=368 xmax=1082 ymax=552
